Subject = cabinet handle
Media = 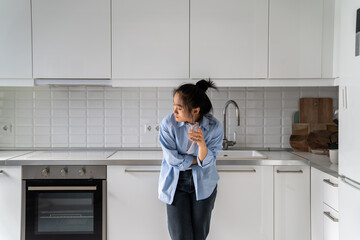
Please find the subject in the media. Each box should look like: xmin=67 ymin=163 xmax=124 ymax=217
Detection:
xmin=125 ymin=169 xmax=160 ymax=173
xmin=324 ymin=211 xmax=339 ymax=222
xmin=0 ymin=170 xmax=3 ymax=174
xmin=218 ymin=169 xmax=256 ymax=173
xmin=323 ymin=179 xmax=338 ymax=187
xmin=276 ymin=170 xmax=303 ymax=174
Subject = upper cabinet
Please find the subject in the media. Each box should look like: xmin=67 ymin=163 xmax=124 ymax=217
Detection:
xmin=269 ymin=0 xmax=323 ymax=78
xmin=112 ymin=0 xmax=189 ymax=79
xmin=32 ymin=0 xmax=111 ymax=79
xmin=190 ymin=0 xmax=268 ymax=79
xmin=0 ymin=0 xmax=32 ymax=80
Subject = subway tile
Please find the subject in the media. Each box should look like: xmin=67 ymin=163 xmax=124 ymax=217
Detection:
xmin=87 ymin=126 xmax=104 ymax=135
xmin=246 ymin=108 xmax=264 ymax=118
xmin=122 ymin=100 xmax=139 ymax=109
xmin=87 ymin=135 xmax=104 ymax=144
xmin=15 ymin=135 xmax=33 ymax=146
xmin=16 ymin=126 xmax=32 ymax=135
xmin=87 ymin=99 xmax=104 ymax=108
xmin=34 ymin=118 xmax=50 ymax=126
xmin=105 ymin=118 xmax=121 ymax=126
xmin=104 ymin=90 xmax=122 ymax=100
xmin=211 ymin=89 xmax=228 ymax=100
xmin=158 ymin=88 xmax=173 ymax=100
xmin=52 ymin=100 xmax=69 ymax=108
xmin=52 ymin=91 xmax=68 ymax=99
xmin=122 ymin=89 xmax=140 ymax=100
xmin=265 ymin=109 xmax=281 ymax=117
xmin=70 ymin=100 xmax=86 ymax=108
xmin=105 ymin=126 xmax=121 ymax=135
xmin=264 ymin=127 xmax=281 ymax=135
xmin=16 ymin=108 xmax=33 ymax=118
xmin=34 ymin=126 xmax=50 ymax=135
xmin=16 ymin=100 xmax=33 ymax=108
xmin=51 ymin=135 xmax=69 ymax=144
xmin=105 ymin=108 xmax=122 ymax=118
xmin=140 ymin=109 xmax=157 ymax=118
xmin=105 ymin=99 xmax=121 ymax=108
xmin=87 ymin=118 xmax=104 ymax=126
xmin=300 ymin=87 xmax=319 ymax=98
xmin=16 ymin=90 xmax=33 ymax=99
xmin=264 ymin=100 xmax=282 ymax=109
xmin=105 ymin=135 xmax=121 ymax=146
xmin=245 ymin=118 xmax=263 ymax=126
xmin=52 ymin=117 xmax=68 ymax=126
xmin=70 ymin=126 xmax=86 ymax=135
xmin=264 ymin=118 xmax=281 ymax=127
xmin=246 ymin=100 xmax=263 ymax=108
xmin=246 ymin=127 xmax=263 ymax=135
xmin=70 ymin=109 xmax=86 ymax=117
xmin=87 ymin=91 xmax=104 ymax=99
xmin=69 ymin=118 xmax=86 ymax=126
xmin=35 ymin=100 xmax=51 ymax=109
xmin=140 ymin=89 xmax=157 ymax=100
xmin=246 ymin=91 xmax=264 ymax=100
xmin=16 ymin=117 xmax=32 ymax=125
xmin=69 ymin=91 xmax=86 ymax=99
xmin=122 ymin=109 xmax=139 ymax=118
xmin=87 ymin=109 xmax=104 ymax=117
xmin=70 ymin=135 xmax=86 ymax=144
xmin=141 ymin=100 xmax=157 ymax=108
xmin=52 ymin=126 xmax=68 ymax=135
xmin=52 ymin=109 xmax=68 ymax=117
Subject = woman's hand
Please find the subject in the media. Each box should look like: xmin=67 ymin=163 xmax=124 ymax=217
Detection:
xmin=188 ymin=126 xmax=207 ymax=162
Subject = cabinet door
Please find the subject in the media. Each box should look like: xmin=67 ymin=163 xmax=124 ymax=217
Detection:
xmin=274 ymin=165 xmax=310 ymax=240
xmin=269 ymin=0 xmax=323 ymax=78
xmin=112 ymin=0 xmax=189 ymax=79
xmin=107 ymin=166 xmax=169 ymax=240
xmin=208 ymin=166 xmax=273 ymax=240
xmin=323 ymin=204 xmax=339 ymax=240
xmin=311 ymin=167 xmax=325 ymax=240
xmin=190 ymin=0 xmax=268 ymax=78
xmin=0 ymin=0 xmax=32 ymax=78
xmin=32 ymin=0 xmax=111 ymax=78
xmin=0 ymin=166 xmax=22 ymax=240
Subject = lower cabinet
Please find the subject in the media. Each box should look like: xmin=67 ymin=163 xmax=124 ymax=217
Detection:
xmin=208 ymin=166 xmax=273 ymax=240
xmin=107 ymin=166 xmax=169 ymax=240
xmin=274 ymin=165 xmax=310 ymax=240
xmin=0 ymin=166 xmax=22 ymax=240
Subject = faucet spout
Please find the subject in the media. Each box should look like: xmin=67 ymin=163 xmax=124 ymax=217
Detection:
xmin=222 ymin=100 xmax=240 ymax=149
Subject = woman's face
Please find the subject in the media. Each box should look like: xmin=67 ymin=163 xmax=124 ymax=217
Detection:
xmin=173 ymin=92 xmax=199 ymax=123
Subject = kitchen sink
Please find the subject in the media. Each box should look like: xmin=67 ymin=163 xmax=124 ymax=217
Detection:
xmin=217 ymin=150 xmax=267 ymax=160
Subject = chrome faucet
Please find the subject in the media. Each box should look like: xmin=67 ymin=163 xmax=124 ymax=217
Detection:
xmin=222 ymin=100 xmax=240 ymax=149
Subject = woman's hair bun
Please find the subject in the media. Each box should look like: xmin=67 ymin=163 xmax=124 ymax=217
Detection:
xmin=195 ymin=79 xmax=217 ymax=92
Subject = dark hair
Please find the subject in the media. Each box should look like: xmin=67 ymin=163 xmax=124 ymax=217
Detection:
xmin=173 ymin=79 xmax=218 ymax=120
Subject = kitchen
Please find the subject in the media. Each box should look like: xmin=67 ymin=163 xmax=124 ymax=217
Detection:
xmin=0 ymin=0 xmax=359 ymax=239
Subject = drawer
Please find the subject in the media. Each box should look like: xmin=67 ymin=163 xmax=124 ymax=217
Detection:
xmin=323 ymin=174 xmax=339 ymax=211
xmin=323 ymin=203 xmax=339 ymax=240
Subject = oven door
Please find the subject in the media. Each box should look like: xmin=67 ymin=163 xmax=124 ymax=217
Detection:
xmin=24 ymin=179 xmax=105 ymax=240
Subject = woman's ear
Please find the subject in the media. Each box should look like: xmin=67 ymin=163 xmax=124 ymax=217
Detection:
xmin=193 ymin=107 xmax=200 ymax=115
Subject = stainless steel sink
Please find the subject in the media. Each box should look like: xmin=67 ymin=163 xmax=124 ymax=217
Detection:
xmin=217 ymin=150 xmax=267 ymax=160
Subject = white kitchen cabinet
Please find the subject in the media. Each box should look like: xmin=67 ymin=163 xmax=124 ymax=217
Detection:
xmin=0 ymin=166 xmax=22 ymax=240
xmin=32 ymin=0 xmax=111 ymax=79
xmin=0 ymin=0 xmax=32 ymax=82
xmin=274 ymin=165 xmax=310 ymax=240
xmin=190 ymin=0 xmax=268 ymax=79
xmin=107 ymin=166 xmax=168 ymax=240
xmin=112 ymin=0 xmax=189 ymax=79
xmin=269 ymin=0 xmax=323 ymax=78
xmin=208 ymin=166 xmax=273 ymax=240
xmin=311 ymin=167 xmax=326 ymax=240
xmin=323 ymin=203 xmax=339 ymax=240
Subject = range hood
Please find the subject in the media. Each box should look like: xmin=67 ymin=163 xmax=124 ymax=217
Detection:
xmin=35 ymin=78 xmax=112 ymax=86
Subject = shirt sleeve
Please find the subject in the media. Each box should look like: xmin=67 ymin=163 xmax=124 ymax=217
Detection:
xmin=159 ymin=120 xmax=193 ymax=171
xmin=196 ymin=122 xmax=224 ymax=168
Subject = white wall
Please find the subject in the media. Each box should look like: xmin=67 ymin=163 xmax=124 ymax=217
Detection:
xmin=0 ymin=86 xmax=338 ymax=149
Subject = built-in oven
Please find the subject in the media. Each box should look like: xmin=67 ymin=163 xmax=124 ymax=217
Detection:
xmin=22 ymin=165 xmax=106 ymax=240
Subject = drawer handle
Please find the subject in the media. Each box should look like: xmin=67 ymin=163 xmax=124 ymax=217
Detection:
xmin=218 ymin=169 xmax=256 ymax=173
xmin=323 ymin=179 xmax=338 ymax=187
xmin=276 ymin=170 xmax=303 ymax=174
xmin=125 ymin=169 xmax=160 ymax=173
xmin=324 ymin=211 xmax=339 ymax=222
xmin=0 ymin=170 xmax=3 ymax=174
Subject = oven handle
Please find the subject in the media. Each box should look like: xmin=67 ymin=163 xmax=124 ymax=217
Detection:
xmin=27 ymin=186 xmax=97 ymax=191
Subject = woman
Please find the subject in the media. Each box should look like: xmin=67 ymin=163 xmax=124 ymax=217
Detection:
xmin=158 ymin=79 xmax=224 ymax=240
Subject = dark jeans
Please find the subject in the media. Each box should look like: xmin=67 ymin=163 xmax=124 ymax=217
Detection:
xmin=167 ymin=170 xmax=217 ymax=240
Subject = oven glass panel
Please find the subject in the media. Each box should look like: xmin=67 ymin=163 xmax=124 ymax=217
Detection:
xmin=37 ymin=192 xmax=94 ymax=234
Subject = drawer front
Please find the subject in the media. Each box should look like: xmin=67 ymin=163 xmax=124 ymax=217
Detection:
xmin=323 ymin=203 xmax=339 ymax=240
xmin=323 ymin=174 xmax=339 ymax=211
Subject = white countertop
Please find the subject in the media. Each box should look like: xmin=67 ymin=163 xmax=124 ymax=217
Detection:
xmin=0 ymin=151 xmax=32 ymax=160
xmin=9 ymin=150 xmax=114 ymax=161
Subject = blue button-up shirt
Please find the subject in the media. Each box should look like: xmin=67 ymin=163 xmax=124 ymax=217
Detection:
xmin=158 ymin=113 xmax=223 ymax=204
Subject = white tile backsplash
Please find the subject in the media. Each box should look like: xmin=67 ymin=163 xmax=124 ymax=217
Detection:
xmin=0 ymin=86 xmax=339 ymax=148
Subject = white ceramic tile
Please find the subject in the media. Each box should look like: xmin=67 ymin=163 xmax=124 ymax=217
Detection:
xmin=158 ymin=88 xmax=173 ymax=100
xmin=34 ymin=118 xmax=50 ymax=126
xmin=122 ymin=89 xmax=140 ymax=99
xmin=87 ymin=118 xmax=104 ymax=126
xmin=140 ymin=89 xmax=157 ymax=100
xmin=87 ymin=100 xmax=104 ymax=108
xmin=300 ymin=87 xmax=319 ymax=98
xmin=105 ymin=90 xmax=122 ymax=99
xmin=246 ymin=100 xmax=263 ymax=108
xmin=245 ymin=118 xmax=263 ymax=126
xmin=69 ymin=135 xmax=86 ymax=144
xmin=282 ymin=88 xmax=300 ymax=99
xmin=122 ymin=100 xmax=139 ymax=109
xmin=246 ymin=108 xmax=264 ymax=118
xmin=246 ymin=136 xmax=263 ymax=146
xmin=282 ymin=99 xmax=298 ymax=109
xmin=70 ymin=109 xmax=86 ymax=117
xmin=16 ymin=100 xmax=33 ymax=108
xmin=87 ymin=91 xmax=104 ymax=99
xmin=158 ymin=100 xmax=170 ymax=109
xmin=105 ymin=135 xmax=121 ymax=146
xmin=140 ymin=109 xmax=157 ymax=118
xmin=69 ymin=100 xmax=86 ymax=108
xmin=52 ymin=126 xmax=68 ymax=135
xmin=16 ymin=126 xmax=32 ymax=135
xmin=282 ymin=127 xmax=292 ymax=135
xmin=105 ymin=99 xmax=121 ymax=108
xmin=122 ymin=118 xmax=139 ymax=126
xmin=34 ymin=126 xmax=50 ymax=135
xmin=264 ymin=118 xmax=281 ymax=127
xmin=87 ymin=126 xmax=104 ymax=135
xmin=52 ymin=100 xmax=69 ymax=108
xmin=246 ymin=127 xmax=263 ymax=135
xmin=264 ymin=100 xmax=282 ymax=109
xmin=0 ymin=90 xmax=15 ymax=99
xmin=105 ymin=109 xmax=121 ymax=118
xmin=15 ymin=135 xmax=33 ymax=146
xmin=52 ymin=109 xmax=68 ymax=117
xmin=52 ymin=91 xmax=68 ymax=99
xmin=16 ymin=118 xmax=32 ymax=125
xmin=121 ymin=135 xmax=140 ymax=147
xmin=69 ymin=118 xmax=86 ymax=126
xmin=105 ymin=126 xmax=121 ymax=135
xmin=70 ymin=126 xmax=86 ymax=135
xmin=264 ymin=127 xmax=281 ymax=135
xmin=228 ymin=89 xmax=246 ymax=99
xmin=105 ymin=118 xmax=121 ymax=126
xmin=16 ymin=108 xmax=33 ymax=118
xmin=141 ymin=100 xmax=157 ymax=108
xmin=87 ymin=109 xmax=104 ymax=117
xmin=34 ymin=135 xmax=51 ymax=143
xmin=246 ymin=91 xmax=264 ymax=100
xmin=68 ymin=86 xmax=86 ymax=92
xmin=211 ymin=89 xmax=228 ymax=100
xmin=122 ymin=126 xmax=139 ymax=135
xmin=69 ymin=91 xmax=86 ymax=99
xmin=16 ymin=91 xmax=33 ymax=99
xmin=52 ymin=117 xmax=68 ymax=126
xmin=51 ymin=135 xmax=69 ymax=144
xmin=265 ymin=109 xmax=281 ymax=117
xmin=35 ymin=100 xmax=51 ymax=108
xmin=0 ymin=99 xmax=15 ymax=109
xmin=122 ymin=109 xmax=139 ymax=118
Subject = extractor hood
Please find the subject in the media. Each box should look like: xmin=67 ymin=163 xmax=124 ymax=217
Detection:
xmin=35 ymin=78 xmax=112 ymax=86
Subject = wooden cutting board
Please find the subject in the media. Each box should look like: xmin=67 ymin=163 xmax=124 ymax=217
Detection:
xmin=299 ymin=98 xmax=333 ymax=123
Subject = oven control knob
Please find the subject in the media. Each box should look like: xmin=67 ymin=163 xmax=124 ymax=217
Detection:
xmin=78 ymin=168 xmax=86 ymax=176
xmin=41 ymin=168 xmax=49 ymax=177
xmin=60 ymin=168 xmax=68 ymax=176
